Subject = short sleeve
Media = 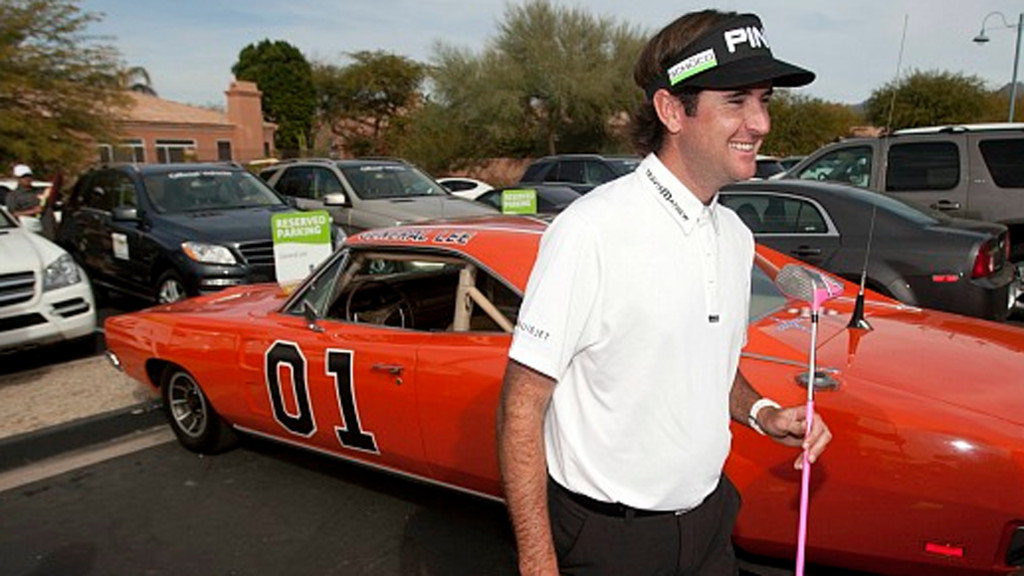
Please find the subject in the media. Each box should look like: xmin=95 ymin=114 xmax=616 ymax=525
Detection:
xmin=508 ymin=212 xmax=601 ymax=380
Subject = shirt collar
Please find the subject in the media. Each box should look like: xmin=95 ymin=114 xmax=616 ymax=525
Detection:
xmin=640 ymin=153 xmax=720 ymax=236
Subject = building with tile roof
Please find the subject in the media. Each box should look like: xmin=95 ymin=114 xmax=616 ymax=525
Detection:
xmin=101 ymin=80 xmax=276 ymax=165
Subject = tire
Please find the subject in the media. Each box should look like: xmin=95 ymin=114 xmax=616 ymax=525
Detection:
xmin=156 ymin=269 xmax=188 ymax=304
xmin=160 ymin=365 xmax=238 ymax=454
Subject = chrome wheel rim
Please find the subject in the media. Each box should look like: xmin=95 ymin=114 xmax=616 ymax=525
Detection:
xmin=158 ymin=278 xmax=186 ymax=303
xmin=167 ymin=372 xmax=207 ymax=438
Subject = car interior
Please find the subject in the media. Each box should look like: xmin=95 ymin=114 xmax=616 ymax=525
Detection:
xmin=293 ymin=249 xmax=521 ymax=333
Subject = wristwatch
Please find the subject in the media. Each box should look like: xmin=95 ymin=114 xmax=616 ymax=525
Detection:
xmin=748 ymin=398 xmax=781 ymax=436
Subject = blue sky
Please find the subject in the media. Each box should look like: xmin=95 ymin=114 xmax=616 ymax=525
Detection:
xmin=81 ymin=0 xmax=1024 ymax=109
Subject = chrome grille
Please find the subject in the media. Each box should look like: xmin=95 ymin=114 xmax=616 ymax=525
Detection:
xmin=236 ymin=240 xmax=275 ymax=267
xmin=0 ymin=272 xmax=35 ymax=308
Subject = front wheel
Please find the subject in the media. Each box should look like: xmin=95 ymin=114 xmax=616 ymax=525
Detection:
xmin=156 ymin=269 xmax=188 ymax=304
xmin=160 ymin=365 xmax=237 ymax=454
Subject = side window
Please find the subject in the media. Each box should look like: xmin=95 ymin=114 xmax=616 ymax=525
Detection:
xmin=722 ymin=195 xmax=827 ymax=234
xmin=276 ymin=167 xmax=315 ymax=199
xmin=290 ymin=250 xmax=520 ymax=333
xmin=85 ymin=171 xmax=117 ymax=212
xmin=553 ymin=160 xmax=585 ymax=184
xmin=313 ymin=167 xmax=344 ymax=197
xmin=796 ymin=146 xmax=873 ymax=188
xmin=979 ymin=139 xmax=1024 ymax=188
xmin=886 ymin=142 xmax=959 ymax=192
xmin=111 ymin=172 xmax=137 ymax=207
xmin=521 ymin=162 xmax=551 ymax=183
xmin=585 ymin=161 xmax=617 ymax=185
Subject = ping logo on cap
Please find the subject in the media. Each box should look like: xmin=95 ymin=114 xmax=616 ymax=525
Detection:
xmin=723 ymin=26 xmax=770 ymax=53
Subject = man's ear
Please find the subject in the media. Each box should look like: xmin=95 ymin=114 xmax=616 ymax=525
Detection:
xmin=652 ymin=89 xmax=685 ymax=134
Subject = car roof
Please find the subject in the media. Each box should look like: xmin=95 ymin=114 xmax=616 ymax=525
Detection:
xmin=345 ymin=216 xmax=548 ymax=291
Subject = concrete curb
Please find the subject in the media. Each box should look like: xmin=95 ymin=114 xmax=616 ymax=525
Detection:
xmin=0 ymin=400 xmax=166 ymax=474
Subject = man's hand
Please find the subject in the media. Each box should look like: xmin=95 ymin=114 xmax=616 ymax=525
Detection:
xmin=758 ymin=404 xmax=832 ymax=469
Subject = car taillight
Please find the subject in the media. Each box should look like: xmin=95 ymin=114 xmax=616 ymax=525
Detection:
xmin=971 ymin=237 xmax=1003 ymax=279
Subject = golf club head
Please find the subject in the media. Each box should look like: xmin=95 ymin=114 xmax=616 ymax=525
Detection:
xmin=775 ymin=264 xmax=844 ymax=312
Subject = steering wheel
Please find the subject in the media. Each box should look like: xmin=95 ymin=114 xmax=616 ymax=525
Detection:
xmin=344 ymin=279 xmax=415 ymax=328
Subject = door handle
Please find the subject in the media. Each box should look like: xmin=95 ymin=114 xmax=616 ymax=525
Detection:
xmin=791 ymin=246 xmax=822 ymax=257
xmin=930 ymin=200 xmax=961 ymax=211
xmin=371 ymin=363 xmax=404 ymax=375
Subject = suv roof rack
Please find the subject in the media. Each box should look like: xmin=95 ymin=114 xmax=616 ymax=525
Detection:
xmin=892 ymin=123 xmax=1024 ymax=136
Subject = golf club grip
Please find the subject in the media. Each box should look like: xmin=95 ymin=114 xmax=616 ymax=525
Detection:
xmin=796 ymin=399 xmax=815 ymax=576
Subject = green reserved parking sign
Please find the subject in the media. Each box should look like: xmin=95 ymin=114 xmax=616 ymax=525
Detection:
xmin=272 ymin=210 xmax=333 ymax=287
xmin=501 ymin=188 xmax=538 ymax=215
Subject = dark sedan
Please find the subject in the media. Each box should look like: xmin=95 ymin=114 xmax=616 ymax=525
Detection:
xmin=720 ymin=180 xmax=1017 ymax=320
xmin=475 ymin=185 xmax=580 ymax=215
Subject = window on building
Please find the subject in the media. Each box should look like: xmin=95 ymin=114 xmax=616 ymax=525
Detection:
xmin=156 ymin=139 xmax=197 ymax=163
xmin=217 ymin=141 xmax=233 ymax=161
xmin=98 ymin=139 xmax=145 ymax=163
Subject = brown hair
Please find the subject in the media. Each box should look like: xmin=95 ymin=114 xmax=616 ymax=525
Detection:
xmin=628 ymin=9 xmax=737 ymax=155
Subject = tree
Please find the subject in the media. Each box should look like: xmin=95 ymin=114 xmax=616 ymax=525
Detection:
xmin=232 ymin=40 xmax=316 ymax=156
xmin=864 ymin=69 xmax=1001 ymax=130
xmin=412 ymin=0 xmax=645 ymax=167
xmin=763 ymin=91 xmax=862 ymax=156
xmin=0 ymin=0 xmax=128 ymax=173
xmin=313 ymin=51 xmax=426 ymax=157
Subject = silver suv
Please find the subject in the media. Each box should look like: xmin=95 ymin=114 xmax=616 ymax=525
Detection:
xmin=785 ymin=123 xmax=1024 ymax=263
xmin=260 ymin=158 xmax=497 ymax=235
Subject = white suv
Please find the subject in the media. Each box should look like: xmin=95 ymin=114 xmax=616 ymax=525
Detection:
xmin=0 ymin=208 xmax=95 ymax=352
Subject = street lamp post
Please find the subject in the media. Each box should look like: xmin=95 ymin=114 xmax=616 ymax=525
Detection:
xmin=973 ymin=11 xmax=1023 ymax=123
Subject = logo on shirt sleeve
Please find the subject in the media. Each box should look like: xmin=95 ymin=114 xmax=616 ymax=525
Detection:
xmin=515 ymin=321 xmax=550 ymax=341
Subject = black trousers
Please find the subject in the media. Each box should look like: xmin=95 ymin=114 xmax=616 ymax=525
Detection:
xmin=548 ymin=476 xmax=741 ymax=576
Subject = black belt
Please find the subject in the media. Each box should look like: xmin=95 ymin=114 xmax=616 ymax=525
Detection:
xmin=550 ymin=478 xmax=678 ymax=518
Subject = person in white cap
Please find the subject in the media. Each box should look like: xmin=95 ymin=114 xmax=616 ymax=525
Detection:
xmin=498 ymin=9 xmax=831 ymax=575
xmin=7 ymin=164 xmax=49 ymax=233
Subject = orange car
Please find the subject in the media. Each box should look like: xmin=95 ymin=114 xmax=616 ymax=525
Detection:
xmin=105 ymin=216 xmax=1024 ymax=576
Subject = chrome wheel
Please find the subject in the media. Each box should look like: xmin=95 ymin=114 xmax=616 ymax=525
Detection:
xmin=166 ymin=371 xmax=207 ymax=439
xmin=158 ymin=276 xmax=186 ymax=304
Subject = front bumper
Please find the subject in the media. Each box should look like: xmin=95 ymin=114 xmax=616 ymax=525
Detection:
xmin=0 ymin=279 xmax=96 ymax=352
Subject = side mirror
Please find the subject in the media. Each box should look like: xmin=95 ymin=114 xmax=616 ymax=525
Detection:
xmin=323 ymin=192 xmax=347 ymax=207
xmin=111 ymin=205 xmax=140 ymax=222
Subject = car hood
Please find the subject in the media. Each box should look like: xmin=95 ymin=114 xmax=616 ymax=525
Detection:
xmin=154 ymin=205 xmax=296 ymax=243
xmin=753 ymin=302 xmax=1024 ymax=426
xmin=358 ymin=196 xmax=497 ymax=222
xmin=0 ymin=226 xmax=66 ymax=272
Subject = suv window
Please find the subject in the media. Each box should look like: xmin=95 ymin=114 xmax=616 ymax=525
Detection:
xmin=520 ymin=161 xmax=552 ymax=182
xmin=979 ymin=139 xmax=1024 ymax=188
xmin=886 ymin=142 xmax=959 ymax=192
xmin=553 ymin=160 xmax=585 ymax=184
xmin=795 ymin=146 xmax=872 ymax=188
xmin=84 ymin=170 xmax=133 ymax=212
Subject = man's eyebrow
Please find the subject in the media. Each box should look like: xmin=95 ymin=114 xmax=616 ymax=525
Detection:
xmin=724 ymin=87 xmax=774 ymax=98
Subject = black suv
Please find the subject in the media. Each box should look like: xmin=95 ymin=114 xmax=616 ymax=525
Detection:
xmin=517 ymin=154 xmax=640 ymax=194
xmin=58 ymin=163 xmax=315 ymax=303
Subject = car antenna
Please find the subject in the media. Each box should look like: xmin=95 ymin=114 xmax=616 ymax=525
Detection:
xmin=848 ymin=14 xmax=908 ymax=331
xmin=847 ymin=204 xmax=875 ymax=330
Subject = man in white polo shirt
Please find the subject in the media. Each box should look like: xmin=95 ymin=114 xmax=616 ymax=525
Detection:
xmin=497 ymin=9 xmax=832 ymax=576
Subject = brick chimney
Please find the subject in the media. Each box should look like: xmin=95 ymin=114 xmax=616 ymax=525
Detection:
xmin=226 ymin=80 xmax=270 ymax=161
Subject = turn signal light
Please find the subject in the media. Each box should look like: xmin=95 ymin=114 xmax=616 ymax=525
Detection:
xmin=971 ymin=239 xmax=1000 ymax=279
xmin=924 ymin=541 xmax=964 ymax=558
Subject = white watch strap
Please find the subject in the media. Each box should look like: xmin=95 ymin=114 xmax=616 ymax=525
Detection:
xmin=748 ymin=398 xmax=781 ymax=436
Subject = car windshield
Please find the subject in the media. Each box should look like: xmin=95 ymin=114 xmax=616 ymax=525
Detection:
xmin=606 ymin=158 xmax=641 ymax=176
xmin=142 ymin=170 xmax=285 ymax=214
xmin=338 ymin=163 xmax=450 ymax=200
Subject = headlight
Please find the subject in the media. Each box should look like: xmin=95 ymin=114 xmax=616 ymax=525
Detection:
xmin=181 ymin=241 xmax=237 ymax=265
xmin=43 ymin=253 xmax=82 ymax=291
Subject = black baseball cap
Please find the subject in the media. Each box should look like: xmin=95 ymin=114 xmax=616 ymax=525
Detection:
xmin=644 ymin=14 xmax=814 ymax=99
